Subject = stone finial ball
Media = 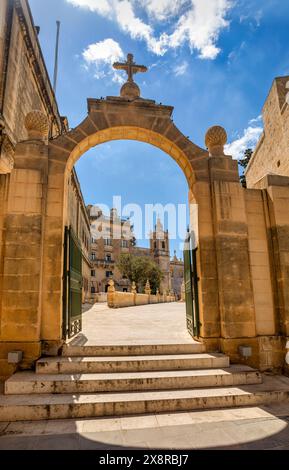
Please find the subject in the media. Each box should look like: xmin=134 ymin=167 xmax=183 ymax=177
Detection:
xmin=205 ymin=126 xmax=227 ymax=150
xmin=24 ymin=110 xmax=49 ymax=139
xmin=120 ymin=81 xmax=141 ymax=100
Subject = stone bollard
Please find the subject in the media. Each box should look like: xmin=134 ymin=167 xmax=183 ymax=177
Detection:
xmin=166 ymin=290 xmax=170 ymax=303
xmin=156 ymin=289 xmax=160 ymax=303
xmin=145 ymin=280 xmax=151 ymax=295
xmin=286 ymin=341 xmax=289 ymax=373
xmin=131 ymin=281 xmax=137 ymax=306
xmin=107 ymin=279 xmax=116 ymax=308
xmin=181 ymin=281 xmax=186 ymax=302
xmin=145 ymin=280 xmax=151 ymax=303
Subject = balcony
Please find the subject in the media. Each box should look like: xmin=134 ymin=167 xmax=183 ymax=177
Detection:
xmin=92 ymin=258 xmax=115 ymax=268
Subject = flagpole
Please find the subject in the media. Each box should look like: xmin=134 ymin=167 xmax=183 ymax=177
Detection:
xmin=53 ymin=20 xmax=61 ymax=93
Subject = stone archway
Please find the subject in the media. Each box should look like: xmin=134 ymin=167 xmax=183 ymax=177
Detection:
xmin=43 ymin=90 xmax=255 ymax=355
xmin=0 ymin=89 xmax=262 ymax=375
xmin=42 ymin=95 xmax=211 ymax=344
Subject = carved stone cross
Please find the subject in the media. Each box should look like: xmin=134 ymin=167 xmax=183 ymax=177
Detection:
xmin=113 ymin=53 xmax=147 ymax=83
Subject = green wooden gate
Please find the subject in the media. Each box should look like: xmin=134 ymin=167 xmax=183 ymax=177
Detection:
xmin=63 ymin=227 xmax=83 ymax=339
xmin=184 ymin=233 xmax=200 ymax=337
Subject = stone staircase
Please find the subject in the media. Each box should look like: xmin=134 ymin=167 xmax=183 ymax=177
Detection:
xmin=1 ymin=342 xmax=289 ymax=422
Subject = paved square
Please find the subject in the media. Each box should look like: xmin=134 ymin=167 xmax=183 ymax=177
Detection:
xmin=69 ymin=302 xmax=194 ymax=346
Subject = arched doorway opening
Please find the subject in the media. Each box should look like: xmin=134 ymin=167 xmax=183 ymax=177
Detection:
xmin=67 ymin=137 xmax=192 ymax=337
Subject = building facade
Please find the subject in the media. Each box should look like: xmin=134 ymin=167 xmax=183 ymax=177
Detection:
xmin=0 ymin=0 xmax=63 ymax=176
xmin=89 ymin=206 xmax=184 ymax=296
xmin=67 ymin=171 xmax=92 ymax=303
xmin=170 ymin=253 xmax=185 ymax=300
xmin=149 ymin=218 xmax=172 ymax=295
xmin=89 ymin=206 xmax=133 ymax=294
xmin=246 ymin=76 xmax=289 ymax=187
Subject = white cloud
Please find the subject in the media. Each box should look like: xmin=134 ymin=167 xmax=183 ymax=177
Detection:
xmin=114 ymin=1 xmax=163 ymax=55
xmin=227 ymin=40 xmax=246 ymax=64
xmin=66 ymin=0 xmax=232 ymax=60
xmin=254 ymin=10 xmax=263 ymax=27
xmin=173 ymin=61 xmax=189 ymax=76
xmin=140 ymin=0 xmax=187 ymax=21
xmin=225 ymin=121 xmax=263 ymax=160
xmin=249 ymin=115 xmax=262 ymax=125
xmin=239 ymin=7 xmax=263 ymax=28
xmin=167 ymin=0 xmax=231 ymax=59
xmin=82 ymin=38 xmax=125 ymax=83
xmin=67 ymin=0 xmax=111 ymax=15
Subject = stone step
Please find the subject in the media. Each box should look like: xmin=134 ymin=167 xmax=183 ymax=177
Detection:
xmin=5 ymin=366 xmax=262 ymax=395
xmin=36 ymin=353 xmax=230 ymax=375
xmin=1 ymin=377 xmax=289 ymax=422
xmin=62 ymin=342 xmax=206 ymax=357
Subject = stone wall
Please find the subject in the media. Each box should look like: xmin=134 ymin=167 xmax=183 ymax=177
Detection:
xmin=0 ymin=0 xmax=90 ymax=377
xmin=92 ymin=293 xmax=107 ymax=303
xmin=243 ymin=175 xmax=289 ymax=370
xmin=108 ymin=292 xmax=136 ymax=309
xmin=0 ymin=140 xmax=47 ymax=378
xmin=0 ymin=1 xmax=62 ymax=145
xmin=107 ymin=290 xmax=175 ymax=309
xmin=246 ymin=77 xmax=289 ymax=188
xmin=245 ymin=189 xmax=275 ymax=336
xmin=244 ymin=75 xmax=289 ymax=371
xmin=3 ymin=10 xmax=45 ymax=142
xmin=0 ymin=1 xmax=8 ymax=92
xmin=0 ymin=0 xmax=64 ymax=375
xmin=0 ymin=174 xmax=10 ymax=376
xmin=213 ymin=179 xmax=256 ymax=339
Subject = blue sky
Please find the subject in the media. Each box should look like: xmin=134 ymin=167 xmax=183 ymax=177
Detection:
xmin=30 ymin=0 xmax=289 ymax=256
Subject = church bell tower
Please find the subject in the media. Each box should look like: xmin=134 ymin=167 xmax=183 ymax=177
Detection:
xmin=150 ymin=218 xmax=171 ymax=294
